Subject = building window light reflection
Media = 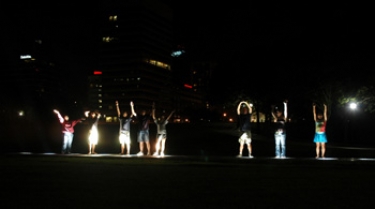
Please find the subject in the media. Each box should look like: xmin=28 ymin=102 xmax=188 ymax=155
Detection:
xmin=109 ymin=15 xmax=118 ymax=21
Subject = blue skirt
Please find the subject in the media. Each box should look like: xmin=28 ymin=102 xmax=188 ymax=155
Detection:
xmin=314 ymin=133 xmax=327 ymax=143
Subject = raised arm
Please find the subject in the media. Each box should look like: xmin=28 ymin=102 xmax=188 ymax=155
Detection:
xmin=130 ymin=101 xmax=137 ymax=117
xmin=283 ymin=100 xmax=288 ymax=120
xmin=166 ymin=110 xmax=175 ymax=121
xmin=271 ymin=105 xmax=276 ymax=121
xmin=243 ymin=101 xmax=252 ymax=114
xmin=323 ymin=104 xmax=327 ymax=121
xmin=237 ymin=102 xmax=243 ymax=115
xmin=53 ymin=109 xmax=64 ymax=123
xmin=115 ymin=100 xmax=120 ymax=117
xmin=313 ymin=103 xmax=317 ymax=121
xmin=152 ymin=104 xmax=156 ymax=120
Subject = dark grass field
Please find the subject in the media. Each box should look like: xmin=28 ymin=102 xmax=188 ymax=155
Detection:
xmin=1 ymin=154 xmax=375 ymax=209
xmin=2 ymin=122 xmax=375 ymax=208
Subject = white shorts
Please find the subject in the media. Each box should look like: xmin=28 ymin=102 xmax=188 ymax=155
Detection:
xmin=119 ymin=131 xmax=131 ymax=144
xmin=238 ymin=133 xmax=251 ymax=145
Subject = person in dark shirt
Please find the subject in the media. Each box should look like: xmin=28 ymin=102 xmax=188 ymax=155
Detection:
xmin=131 ymin=101 xmax=153 ymax=156
xmin=116 ymin=100 xmax=134 ymax=155
xmin=236 ymin=101 xmax=253 ymax=158
xmin=271 ymin=100 xmax=288 ymax=158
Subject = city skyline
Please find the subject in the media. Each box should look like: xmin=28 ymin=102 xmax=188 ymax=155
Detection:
xmin=2 ymin=1 xmax=375 ymax=107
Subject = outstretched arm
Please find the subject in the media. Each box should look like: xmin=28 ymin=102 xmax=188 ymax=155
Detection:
xmin=130 ymin=101 xmax=137 ymax=117
xmin=323 ymin=104 xmax=327 ymax=121
xmin=166 ymin=110 xmax=175 ymax=121
xmin=115 ymin=100 xmax=120 ymax=117
xmin=53 ymin=109 xmax=64 ymax=123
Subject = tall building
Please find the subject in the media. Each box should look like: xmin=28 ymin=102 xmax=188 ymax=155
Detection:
xmin=88 ymin=0 xmax=175 ymax=121
xmin=5 ymin=39 xmax=63 ymax=114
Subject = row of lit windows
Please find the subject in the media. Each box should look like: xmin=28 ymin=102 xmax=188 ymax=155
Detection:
xmin=144 ymin=59 xmax=170 ymax=70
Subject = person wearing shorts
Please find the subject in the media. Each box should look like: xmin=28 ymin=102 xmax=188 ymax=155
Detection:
xmin=131 ymin=101 xmax=153 ymax=156
xmin=152 ymin=105 xmax=175 ymax=157
xmin=116 ymin=100 xmax=133 ymax=155
xmin=237 ymin=101 xmax=253 ymax=158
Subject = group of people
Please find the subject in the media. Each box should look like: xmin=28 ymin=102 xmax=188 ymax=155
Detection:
xmin=236 ymin=100 xmax=328 ymax=159
xmin=53 ymin=101 xmax=175 ymax=157
xmin=54 ymin=100 xmax=328 ymax=159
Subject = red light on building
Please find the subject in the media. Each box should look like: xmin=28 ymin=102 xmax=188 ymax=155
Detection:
xmin=184 ymin=84 xmax=192 ymax=89
xmin=93 ymin=71 xmax=102 ymax=75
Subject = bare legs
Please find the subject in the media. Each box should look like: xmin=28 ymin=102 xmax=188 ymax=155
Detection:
xmin=238 ymin=142 xmax=252 ymax=157
xmin=154 ymin=136 xmax=166 ymax=156
xmin=89 ymin=144 xmax=96 ymax=154
xmin=315 ymin=142 xmax=326 ymax=158
xmin=138 ymin=141 xmax=151 ymax=155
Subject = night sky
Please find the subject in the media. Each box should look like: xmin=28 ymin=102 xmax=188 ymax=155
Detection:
xmin=2 ymin=1 xmax=375 ymax=106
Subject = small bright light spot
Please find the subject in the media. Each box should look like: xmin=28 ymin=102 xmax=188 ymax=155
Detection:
xmin=229 ymin=118 xmax=233 ymax=122
xmin=18 ymin=110 xmax=24 ymax=116
xmin=20 ymin=54 xmax=32 ymax=59
xmin=349 ymin=102 xmax=357 ymax=110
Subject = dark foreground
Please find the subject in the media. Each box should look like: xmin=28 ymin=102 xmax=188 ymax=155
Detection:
xmin=1 ymin=153 xmax=375 ymax=209
xmin=2 ymin=122 xmax=375 ymax=208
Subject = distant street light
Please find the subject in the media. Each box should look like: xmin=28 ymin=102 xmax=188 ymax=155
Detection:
xmin=349 ymin=102 xmax=357 ymax=110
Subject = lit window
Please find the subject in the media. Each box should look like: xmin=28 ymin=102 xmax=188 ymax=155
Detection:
xmin=109 ymin=15 xmax=117 ymax=21
xmin=102 ymin=36 xmax=115 ymax=43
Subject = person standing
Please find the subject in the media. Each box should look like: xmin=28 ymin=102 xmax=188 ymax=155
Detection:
xmin=313 ymin=103 xmax=328 ymax=159
xmin=236 ymin=101 xmax=253 ymax=158
xmin=85 ymin=111 xmax=101 ymax=154
xmin=116 ymin=100 xmax=133 ymax=155
xmin=130 ymin=101 xmax=153 ymax=156
xmin=53 ymin=109 xmax=87 ymax=154
xmin=152 ymin=105 xmax=175 ymax=157
xmin=271 ymin=100 xmax=288 ymax=158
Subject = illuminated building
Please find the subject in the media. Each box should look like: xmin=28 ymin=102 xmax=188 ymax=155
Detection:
xmin=88 ymin=0 xmax=174 ymax=121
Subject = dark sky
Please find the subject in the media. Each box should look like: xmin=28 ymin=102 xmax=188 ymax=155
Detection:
xmin=2 ymin=1 xmax=375 ymax=103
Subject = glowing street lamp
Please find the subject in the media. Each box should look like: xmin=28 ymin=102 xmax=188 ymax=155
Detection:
xmin=349 ymin=102 xmax=357 ymax=110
